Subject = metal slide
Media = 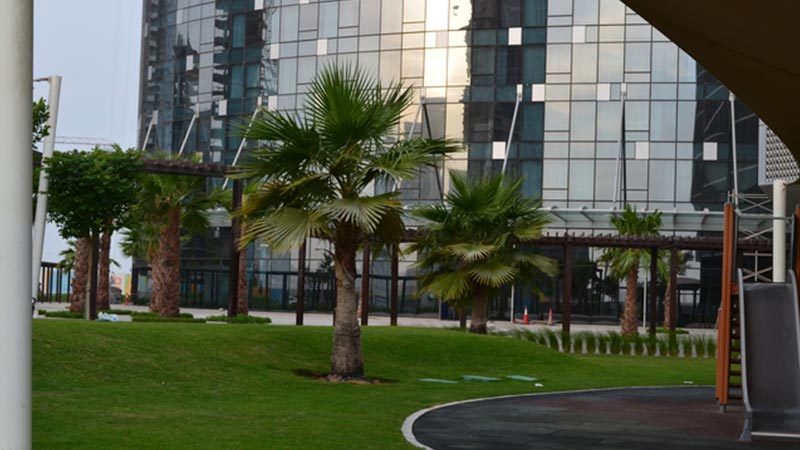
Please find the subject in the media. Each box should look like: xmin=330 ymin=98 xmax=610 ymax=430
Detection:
xmin=737 ymin=270 xmax=800 ymax=441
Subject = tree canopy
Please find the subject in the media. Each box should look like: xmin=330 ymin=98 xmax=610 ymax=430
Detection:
xmin=410 ymin=171 xmax=558 ymax=333
xmin=45 ymin=147 xmax=142 ymax=240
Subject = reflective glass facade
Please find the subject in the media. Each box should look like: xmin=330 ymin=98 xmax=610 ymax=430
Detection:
xmin=139 ymin=0 xmax=762 ymax=322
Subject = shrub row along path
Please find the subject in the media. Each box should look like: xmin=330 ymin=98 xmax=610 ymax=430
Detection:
xmin=410 ymin=386 xmax=796 ymax=450
xmin=34 ymin=301 xmax=717 ymax=335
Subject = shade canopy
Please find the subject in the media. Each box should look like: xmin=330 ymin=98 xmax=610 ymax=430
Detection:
xmin=622 ymin=0 xmax=800 ymax=160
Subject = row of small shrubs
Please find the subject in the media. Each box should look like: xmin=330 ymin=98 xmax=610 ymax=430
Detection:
xmin=39 ymin=310 xmax=84 ymax=319
xmin=205 ymin=314 xmax=271 ymax=325
xmin=40 ymin=309 xmax=270 ymax=325
xmin=511 ymin=328 xmax=717 ymax=358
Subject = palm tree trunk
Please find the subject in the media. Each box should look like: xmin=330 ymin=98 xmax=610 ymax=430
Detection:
xmin=237 ymin=244 xmax=249 ymax=315
xmin=664 ymin=276 xmax=675 ymax=331
xmin=69 ymin=237 xmax=90 ymax=313
xmin=621 ymin=266 xmax=639 ymax=336
xmin=154 ymin=207 xmax=182 ymax=317
xmin=330 ymin=231 xmax=364 ymax=379
xmin=148 ymin=248 xmax=161 ymax=312
xmin=97 ymin=227 xmax=112 ymax=311
xmin=470 ymin=289 xmax=489 ymax=334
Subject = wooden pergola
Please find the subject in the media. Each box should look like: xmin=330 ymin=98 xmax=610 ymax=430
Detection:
xmin=136 ymin=159 xmax=245 ymax=318
xmin=134 ymin=158 xmax=778 ymax=339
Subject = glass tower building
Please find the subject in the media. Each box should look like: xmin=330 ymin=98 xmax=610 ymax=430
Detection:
xmin=138 ymin=0 xmax=762 ymax=323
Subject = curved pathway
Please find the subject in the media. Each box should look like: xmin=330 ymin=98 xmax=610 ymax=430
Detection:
xmin=407 ymin=386 xmax=797 ymax=449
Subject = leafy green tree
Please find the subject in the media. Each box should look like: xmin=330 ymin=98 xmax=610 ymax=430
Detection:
xmin=410 ymin=172 xmax=558 ymax=334
xmin=32 ymin=98 xmax=50 ymax=150
xmin=32 ymin=98 xmax=50 ymax=216
xmin=236 ymin=65 xmax=457 ymax=379
xmin=44 ymin=147 xmax=142 ymax=317
xmin=599 ymin=205 xmax=663 ymax=336
xmin=128 ymin=155 xmax=228 ymax=317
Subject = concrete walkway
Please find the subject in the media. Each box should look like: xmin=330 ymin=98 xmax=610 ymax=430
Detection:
xmin=34 ymin=302 xmax=716 ymax=335
xmin=408 ymin=387 xmax=797 ymax=450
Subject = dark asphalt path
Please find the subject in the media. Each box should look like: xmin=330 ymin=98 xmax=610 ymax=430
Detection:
xmin=411 ymin=387 xmax=798 ymax=449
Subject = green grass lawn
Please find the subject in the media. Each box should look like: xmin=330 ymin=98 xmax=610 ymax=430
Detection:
xmin=34 ymin=321 xmax=715 ymax=449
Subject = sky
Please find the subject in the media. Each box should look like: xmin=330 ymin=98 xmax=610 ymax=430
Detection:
xmin=34 ymin=0 xmax=142 ymax=271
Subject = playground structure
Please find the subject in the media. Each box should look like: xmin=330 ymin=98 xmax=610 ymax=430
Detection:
xmin=716 ymin=181 xmax=800 ymax=440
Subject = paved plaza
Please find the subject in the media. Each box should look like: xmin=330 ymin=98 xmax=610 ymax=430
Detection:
xmin=408 ymin=387 xmax=797 ymax=450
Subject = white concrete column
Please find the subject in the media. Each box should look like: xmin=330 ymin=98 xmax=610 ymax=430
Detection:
xmin=0 ymin=1 xmax=34 ymax=449
xmin=32 ymin=75 xmax=62 ymax=300
xmin=773 ymin=179 xmax=787 ymax=283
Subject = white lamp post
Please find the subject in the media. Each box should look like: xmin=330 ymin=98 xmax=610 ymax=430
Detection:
xmin=0 ymin=1 xmax=34 ymax=449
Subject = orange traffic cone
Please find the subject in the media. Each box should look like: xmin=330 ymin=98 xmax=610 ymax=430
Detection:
xmin=547 ymin=307 xmax=553 ymax=326
xmin=523 ymin=306 xmax=529 ymax=324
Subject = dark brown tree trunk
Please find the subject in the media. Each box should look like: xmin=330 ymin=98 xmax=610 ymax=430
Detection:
xmin=157 ymin=207 xmax=182 ymax=317
xmin=470 ymin=289 xmax=489 ymax=334
xmin=97 ymin=227 xmax=112 ymax=311
xmin=148 ymin=247 xmax=161 ymax=312
xmin=458 ymin=308 xmax=467 ymax=330
xmin=621 ymin=266 xmax=639 ymax=336
xmin=237 ymin=244 xmax=248 ymax=315
xmin=330 ymin=228 xmax=364 ymax=379
xmin=664 ymin=275 xmax=675 ymax=331
xmin=69 ymin=237 xmax=90 ymax=313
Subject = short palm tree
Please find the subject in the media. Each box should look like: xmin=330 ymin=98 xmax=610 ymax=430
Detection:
xmin=58 ymin=238 xmax=89 ymax=313
xmin=127 ymin=156 xmax=228 ymax=317
xmin=409 ymin=172 xmax=558 ymax=334
xmin=236 ymin=65 xmax=457 ymax=379
xmin=600 ymin=205 xmax=663 ymax=336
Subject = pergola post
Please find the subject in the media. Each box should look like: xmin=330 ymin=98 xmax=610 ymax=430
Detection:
xmin=669 ymin=247 xmax=678 ymax=332
xmin=228 ymin=179 xmax=242 ymax=318
xmin=390 ymin=245 xmax=399 ymax=326
xmin=360 ymin=243 xmax=370 ymax=326
xmin=649 ymin=247 xmax=658 ymax=337
xmin=296 ymin=240 xmax=306 ymax=325
xmin=562 ymin=240 xmax=572 ymax=335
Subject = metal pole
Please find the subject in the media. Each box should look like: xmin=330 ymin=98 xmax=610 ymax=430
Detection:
xmin=223 ymin=98 xmax=262 ymax=190
xmin=501 ymin=85 xmax=523 ymax=175
xmin=228 ymin=179 xmax=243 ymax=318
xmin=295 ymin=239 xmax=306 ymax=325
xmin=649 ymin=247 xmax=658 ymax=337
xmin=140 ymin=112 xmax=158 ymax=151
xmin=773 ymin=179 xmax=787 ymax=282
xmin=390 ymin=246 xmax=399 ymax=326
xmin=729 ymin=92 xmax=740 ymax=207
xmin=562 ymin=240 xmax=572 ymax=335
xmin=32 ymin=76 xmax=62 ymax=301
xmin=0 ymin=2 xmax=33 ymax=447
xmin=360 ymin=243 xmax=370 ymax=326
xmin=177 ymin=109 xmax=198 ymax=156
xmin=407 ymin=94 xmax=424 ymax=140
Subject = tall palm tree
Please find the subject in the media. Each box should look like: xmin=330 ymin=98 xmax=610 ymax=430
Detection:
xmin=409 ymin=172 xmax=558 ymax=334
xmin=128 ymin=158 xmax=228 ymax=317
xmin=236 ymin=65 xmax=457 ymax=379
xmin=600 ymin=205 xmax=663 ymax=336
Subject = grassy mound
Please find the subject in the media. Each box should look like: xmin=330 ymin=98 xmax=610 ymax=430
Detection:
xmin=34 ymin=322 xmax=714 ymax=449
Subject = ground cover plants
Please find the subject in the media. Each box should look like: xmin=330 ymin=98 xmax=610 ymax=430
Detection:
xmin=511 ymin=327 xmax=716 ymax=358
xmin=34 ymin=321 xmax=715 ymax=449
